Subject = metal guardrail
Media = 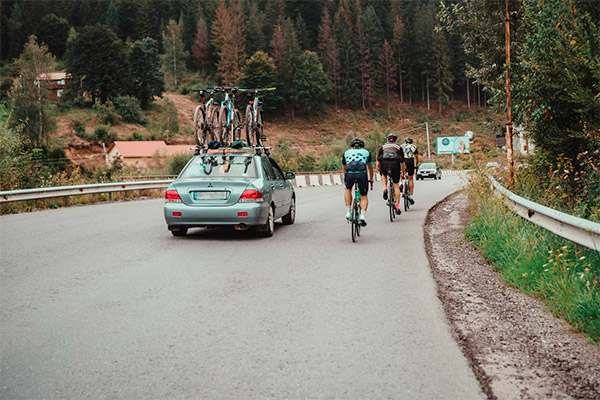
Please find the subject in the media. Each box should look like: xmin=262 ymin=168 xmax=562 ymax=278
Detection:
xmin=487 ymin=174 xmax=600 ymax=251
xmin=0 ymin=180 xmax=174 ymax=204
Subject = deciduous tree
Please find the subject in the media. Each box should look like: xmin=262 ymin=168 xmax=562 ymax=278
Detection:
xmin=161 ymin=18 xmax=188 ymax=88
xmin=129 ymin=38 xmax=164 ymax=108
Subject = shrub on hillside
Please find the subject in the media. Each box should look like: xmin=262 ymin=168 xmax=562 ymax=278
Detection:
xmin=96 ymin=101 xmax=119 ymax=125
xmin=167 ymin=154 xmax=191 ymax=175
xmin=93 ymin=125 xmax=117 ymax=144
xmin=70 ymin=119 xmax=86 ymax=137
xmin=113 ymin=96 xmax=146 ymax=125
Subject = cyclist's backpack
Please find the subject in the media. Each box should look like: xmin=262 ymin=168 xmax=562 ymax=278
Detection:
xmin=207 ymin=140 xmax=220 ymax=149
xmin=231 ymin=140 xmax=248 ymax=149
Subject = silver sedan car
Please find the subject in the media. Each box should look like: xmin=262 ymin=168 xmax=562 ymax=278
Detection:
xmin=164 ymin=150 xmax=295 ymax=237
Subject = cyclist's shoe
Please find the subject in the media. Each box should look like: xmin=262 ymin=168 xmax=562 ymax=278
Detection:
xmin=346 ymin=211 xmax=351 ymax=220
xmin=408 ymin=195 xmax=415 ymax=205
xmin=382 ymin=187 xmax=388 ymax=200
xmin=359 ymin=213 xmax=367 ymax=226
xmin=395 ymin=204 xmax=402 ymax=215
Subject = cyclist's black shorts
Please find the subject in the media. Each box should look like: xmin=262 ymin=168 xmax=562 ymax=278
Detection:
xmin=405 ymin=158 xmax=416 ymax=176
xmin=380 ymin=160 xmax=401 ymax=183
xmin=344 ymin=171 xmax=369 ymax=196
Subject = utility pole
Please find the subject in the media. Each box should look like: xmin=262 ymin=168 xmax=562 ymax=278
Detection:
xmin=505 ymin=0 xmax=515 ymax=189
xmin=425 ymin=122 xmax=431 ymax=159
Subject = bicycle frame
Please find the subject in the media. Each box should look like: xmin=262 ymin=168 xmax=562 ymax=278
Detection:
xmin=351 ymin=184 xmax=361 ymax=242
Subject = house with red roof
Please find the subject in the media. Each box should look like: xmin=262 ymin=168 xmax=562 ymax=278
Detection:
xmin=107 ymin=141 xmax=193 ymax=167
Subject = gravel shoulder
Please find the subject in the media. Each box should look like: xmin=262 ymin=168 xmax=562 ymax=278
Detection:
xmin=424 ymin=192 xmax=600 ymax=400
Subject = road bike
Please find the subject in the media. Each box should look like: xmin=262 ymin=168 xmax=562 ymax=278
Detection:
xmin=241 ymin=87 xmax=275 ymax=146
xmin=349 ymin=181 xmax=373 ymax=242
xmin=212 ymin=86 xmax=244 ymax=145
xmin=401 ymin=174 xmax=411 ymax=211
xmin=385 ymin=169 xmax=398 ymax=222
xmin=193 ymin=89 xmax=220 ymax=146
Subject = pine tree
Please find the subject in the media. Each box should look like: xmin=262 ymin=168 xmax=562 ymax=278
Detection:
xmin=246 ymin=2 xmax=266 ymax=56
xmin=379 ymin=40 xmax=396 ymax=116
xmin=433 ymin=26 xmax=453 ymax=115
xmin=317 ymin=6 xmax=340 ymax=107
xmin=292 ymin=51 xmax=331 ymax=113
xmin=161 ymin=18 xmax=189 ymax=88
xmin=334 ymin=0 xmax=360 ymax=108
xmin=37 ymin=14 xmax=70 ymax=58
xmin=211 ymin=0 xmax=246 ymax=86
xmin=392 ymin=15 xmax=405 ymax=102
xmin=116 ymin=0 xmax=140 ymax=41
xmin=7 ymin=0 xmax=27 ymax=59
xmin=138 ymin=0 xmax=162 ymax=44
xmin=192 ymin=15 xmax=210 ymax=72
xmin=270 ymin=18 xmax=301 ymax=113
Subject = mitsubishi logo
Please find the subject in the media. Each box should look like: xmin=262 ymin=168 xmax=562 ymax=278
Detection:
xmin=207 ymin=183 xmax=213 ymax=188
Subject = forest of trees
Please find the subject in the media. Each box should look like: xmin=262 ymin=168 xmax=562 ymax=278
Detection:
xmin=1 ymin=0 xmax=599 ymax=164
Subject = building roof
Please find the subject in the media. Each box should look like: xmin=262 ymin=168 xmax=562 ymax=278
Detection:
xmin=109 ymin=141 xmax=194 ymax=158
xmin=36 ymin=72 xmax=70 ymax=81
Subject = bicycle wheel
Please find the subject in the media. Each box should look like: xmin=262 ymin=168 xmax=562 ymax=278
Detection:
xmin=244 ymin=105 xmax=254 ymax=146
xmin=388 ymin=184 xmax=395 ymax=222
xmin=232 ymin=109 xmax=243 ymax=142
xmin=403 ymin=183 xmax=410 ymax=211
xmin=207 ymin=105 xmax=219 ymax=143
xmin=193 ymin=105 xmax=206 ymax=146
xmin=256 ymin=111 xmax=265 ymax=146
xmin=351 ymin=197 xmax=358 ymax=242
xmin=218 ymin=105 xmax=229 ymax=144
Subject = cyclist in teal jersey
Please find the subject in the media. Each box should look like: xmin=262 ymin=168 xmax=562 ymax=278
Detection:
xmin=342 ymin=138 xmax=374 ymax=225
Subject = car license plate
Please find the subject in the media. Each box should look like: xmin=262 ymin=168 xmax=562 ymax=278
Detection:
xmin=193 ymin=191 xmax=229 ymax=200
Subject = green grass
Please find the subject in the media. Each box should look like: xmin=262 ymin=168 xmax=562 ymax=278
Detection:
xmin=466 ymin=177 xmax=600 ymax=344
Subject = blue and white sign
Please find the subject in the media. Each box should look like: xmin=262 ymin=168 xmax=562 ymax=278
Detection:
xmin=436 ymin=136 xmax=470 ymax=154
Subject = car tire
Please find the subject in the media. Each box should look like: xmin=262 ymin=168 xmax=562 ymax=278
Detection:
xmin=258 ymin=205 xmax=275 ymax=237
xmin=282 ymin=197 xmax=295 ymax=225
xmin=171 ymin=227 xmax=188 ymax=237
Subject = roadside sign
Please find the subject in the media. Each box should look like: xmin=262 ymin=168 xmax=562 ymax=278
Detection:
xmin=436 ymin=136 xmax=470 ymax=154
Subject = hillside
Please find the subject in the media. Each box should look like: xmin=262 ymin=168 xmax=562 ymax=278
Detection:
xmin=54 ymin=93 xmax=502 ymax=172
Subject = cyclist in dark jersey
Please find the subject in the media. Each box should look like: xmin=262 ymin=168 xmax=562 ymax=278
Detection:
xmin=401 ymin=137 xmax=419 ymax=204
xmin=342 ymin=138 xmax=374 ymax=226
xmin=377 ymin=133 xmax=405 ymax=214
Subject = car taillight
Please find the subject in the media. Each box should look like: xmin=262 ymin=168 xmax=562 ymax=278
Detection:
xmin=165 ymin=189 xmax=182 ymax=202
xmin=239 ymin=189 xmax=264 ymax=202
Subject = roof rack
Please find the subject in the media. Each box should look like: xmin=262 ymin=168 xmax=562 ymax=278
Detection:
xmin=192 ymin=145 xmax=271 ymax=156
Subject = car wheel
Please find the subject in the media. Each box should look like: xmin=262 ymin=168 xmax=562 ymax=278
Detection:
xmin=258 ymin=205 xmax=275 ymax=237
xmin=171 ymin=227 xmax=188 ymax=237
xmin=282 ymin=197 xmax=295 ymax=225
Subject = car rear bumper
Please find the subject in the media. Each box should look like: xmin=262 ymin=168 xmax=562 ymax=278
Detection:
xmin=417 ymin=172 xmax=437 ymax=178
xmin=164 ymin=202 xmax=269 ymax=228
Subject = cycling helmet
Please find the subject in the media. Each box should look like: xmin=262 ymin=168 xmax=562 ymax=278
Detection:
xmin=350 ymin=138 xmax=365 ymax=148
xmin=387 ymin=133 xmax=398 ymax=142
xmin=404 ymin=137 xmax=414 ymax=144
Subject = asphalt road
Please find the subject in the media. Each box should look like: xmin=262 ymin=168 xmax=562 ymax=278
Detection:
xmin=0 ymin=175 xmax=483 ymax=399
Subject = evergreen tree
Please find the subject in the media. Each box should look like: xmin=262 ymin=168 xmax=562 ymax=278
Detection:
xmin=413 ymin=2 xmax=436 ymax=109
xmin=129 ymin=38 xmax=164 ymax=108
xmin=103 ymin=1 xmax=119 ymax=33
xmin=358 ymin=5 xmax=383 ymax=108
xmin=317 ymin=6 xmax=340 ymax=107
xmin=211 ymin=0 xmax=246 ymax=86
xmin=270 ymin=18 xmax=301 ymax=112
xmin=237 ymin=51 xmax=282 ymax=110
xmin=116 ymin=0 xmax=140 ymax=41
xmin=433 ymin=26 xmax=453 ymax=115
xmin=392 ymin=15 xmax=405 ymax=102
xmin=37 ymin=14 xmax=70 ymax=58
xmin=379 ymin=40 xmax=396 ymax=116
xmin=138 ymin=0 xmax=162 ymax=44
xmin=7 ymin=0 xmax=27 ymax=59
xmin=245 ymin=2 xmax=266 ymax=56
xmin=292 ymin=50 xmax=331 ymax=113
xmin=192 ymin=15 xmax=210 ymax=73
xmin=10 ymin=36 xmax=56 ymax=148
xmin=161 ymin=18 xmax=189 ymax=88
xmin=65 ymin=24 xmax=129 ymax=103
xmin=334 ymin=0 xmax=360 ymax=108
xmin=295 ymin=12 xmax=310 ymax=50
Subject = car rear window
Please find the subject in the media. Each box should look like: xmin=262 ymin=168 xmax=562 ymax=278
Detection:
xmin=420 ymin=163 xmax=436 ymax=169
xmin=179 ymin=155 xmax=258 ymax=178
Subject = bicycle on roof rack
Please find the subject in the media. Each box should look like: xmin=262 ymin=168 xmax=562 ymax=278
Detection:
xmin=193 ymin=144 xmax=271 ymax=156
xmin=209 ymin=86 xmax=244 ymax=146
xmin=193 ymin=88 xmax=220 ymax=147
xmin=240 ymin=87 xmax=275 ymax=147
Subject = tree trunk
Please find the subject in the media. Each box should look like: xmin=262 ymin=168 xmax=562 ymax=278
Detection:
xmin=466 ymin=77 xmax=470 ymax=109
xmin=426 ymin=76 xmax=430 ymax=111
xmin=399 ymin=67 xmax=403 ymax=103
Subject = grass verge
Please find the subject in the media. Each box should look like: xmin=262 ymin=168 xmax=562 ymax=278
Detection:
xmin=465 ymin=174 xmax=600 ymax=344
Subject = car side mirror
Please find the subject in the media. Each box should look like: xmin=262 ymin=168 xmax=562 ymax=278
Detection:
xmin=285 ymin=172 xmax=295 ymax=180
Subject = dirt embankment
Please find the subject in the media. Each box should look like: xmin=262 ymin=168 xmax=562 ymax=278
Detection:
xmin=425 ymin=192 xmax=600 ymax=399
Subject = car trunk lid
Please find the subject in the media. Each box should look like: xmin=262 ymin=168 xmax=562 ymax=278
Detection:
xmin=173 ymin=179 xmax=253 ymax=206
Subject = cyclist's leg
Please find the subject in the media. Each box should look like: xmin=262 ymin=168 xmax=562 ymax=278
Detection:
xmin=344 ymin=174 xmax=354 ymax=219
xmin=357 ymin=173 xmax=369 ymax=225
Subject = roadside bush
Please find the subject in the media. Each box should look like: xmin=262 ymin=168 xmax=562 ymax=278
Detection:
xmin=128 ymin=132 xmax=145 ymax=141
xmin=113 ymin=96 xmax=146 ymax=125
xmin=320 ymin=154 xmax=342 ymax=171
xmin=93 ymin=125 xmax=117 ymax=144
xmin=70 ymin=119 xmax=86 ymax=137
xmin=167 ymin=154 xmax=191 ymax=175
xmin=297 ymin=153 xmax=316 ymax=172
